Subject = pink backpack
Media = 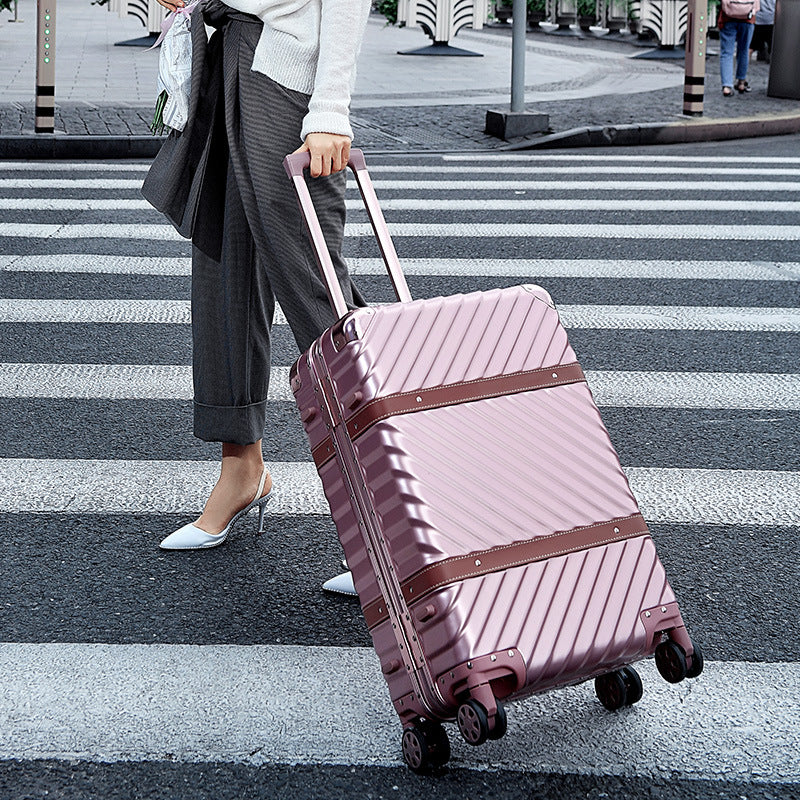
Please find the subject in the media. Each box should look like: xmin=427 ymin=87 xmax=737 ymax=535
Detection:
xmin=721 ymin=0 xmax=760 ymax=19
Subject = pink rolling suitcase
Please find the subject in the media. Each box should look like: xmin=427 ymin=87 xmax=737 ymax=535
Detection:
xmin=284 ymin=150 xmax=703 ymax=772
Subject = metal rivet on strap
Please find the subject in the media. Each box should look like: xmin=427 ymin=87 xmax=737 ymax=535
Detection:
xmin=475 ymin=559 xmax=481 ymax=566
xmin=614 ymin=527 xmax=620 ymax=534
xmin=416 ymin=396 xmax=422 ymax=403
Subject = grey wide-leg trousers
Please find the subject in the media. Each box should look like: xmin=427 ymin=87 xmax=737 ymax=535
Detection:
xmin=190 ymin=9 xmax=362 ymax=445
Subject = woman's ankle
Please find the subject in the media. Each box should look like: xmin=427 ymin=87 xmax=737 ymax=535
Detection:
xmin=222 ymin=439 xmax=263 ymax=461
xmin=196 ymin=463 xmax=270 ymax=533
xmin=220 ymin=440 xmax=265 ymax=476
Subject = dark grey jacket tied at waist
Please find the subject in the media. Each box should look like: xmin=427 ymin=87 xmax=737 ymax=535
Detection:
xmin=141 ymin=1 xmax=260 ymax=240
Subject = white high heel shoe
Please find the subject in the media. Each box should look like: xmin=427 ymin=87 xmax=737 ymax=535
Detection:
xmin=323 ymin=568 xmax=357 ymax=596
xmin=159 ymin=466 xmax=273 ymax=550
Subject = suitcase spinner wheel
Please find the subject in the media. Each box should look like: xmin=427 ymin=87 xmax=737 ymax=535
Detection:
xmin=456 ymin=699 xmax=508 ymax=746
xmin=594 ymin=666 xmax=643 ymax=711
xmin=686 ymin=641 xmax=704 ymax=678
xmin=620 ymin=665 xmax=644 ymax=704
xmin=401 ymin=719 xmax=451 ymax=773
xmin=655 ymin=638 xmax=704 ymax=683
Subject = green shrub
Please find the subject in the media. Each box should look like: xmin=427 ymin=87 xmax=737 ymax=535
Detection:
xmin=374 ymin=0 xmax=399 ymax=24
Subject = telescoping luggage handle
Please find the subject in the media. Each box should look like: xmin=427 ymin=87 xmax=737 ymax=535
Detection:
xmin=283 ymin=149 xmax=412 ymax=320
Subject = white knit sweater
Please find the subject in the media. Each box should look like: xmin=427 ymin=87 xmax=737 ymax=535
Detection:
xmin=222 ymin=0 xmax=371 ymax=141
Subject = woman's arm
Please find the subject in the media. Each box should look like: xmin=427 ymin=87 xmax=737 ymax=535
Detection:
xmin=293 ymin=0 xmax=371 ymax=177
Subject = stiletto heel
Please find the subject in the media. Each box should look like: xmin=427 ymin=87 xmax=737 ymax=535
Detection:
xmin=257 ymin=499 xmax=269 ymax=534
xmin=160 ymin=465 xmax=273 ymax=550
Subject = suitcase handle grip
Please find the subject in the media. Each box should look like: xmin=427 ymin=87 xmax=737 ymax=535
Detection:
xmin=283 ymin=149 xmax=412 ymax=320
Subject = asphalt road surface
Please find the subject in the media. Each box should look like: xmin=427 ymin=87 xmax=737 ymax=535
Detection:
xmin=1 ymin=135 xmax=799 ymax=800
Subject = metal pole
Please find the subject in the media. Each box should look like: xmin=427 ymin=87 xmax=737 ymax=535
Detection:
xmin=511 ymin=0 xmax=526 ymax=111
xmin=36 ymin=0 xmax=56 ymax=133
xmin=683 ymin=0 xmax=707 ymax=115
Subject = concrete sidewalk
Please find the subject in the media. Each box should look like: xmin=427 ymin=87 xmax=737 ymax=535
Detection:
xmin=0 ymin=0 xmax=798 ymax=155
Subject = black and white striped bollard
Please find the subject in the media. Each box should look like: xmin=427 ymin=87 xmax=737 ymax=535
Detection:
xmin=683 ymin=0 xmax=707 ymax=116
xmin=35 ymin=0 xmax=56 ymax=133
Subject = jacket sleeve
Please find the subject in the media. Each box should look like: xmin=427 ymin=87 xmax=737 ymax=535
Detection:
xmin=300 ymin=0 xmax=372 ymax=141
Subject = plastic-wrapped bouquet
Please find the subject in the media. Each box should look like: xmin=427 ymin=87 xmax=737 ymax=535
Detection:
xmin=150 ymin=1 xmax=199 ymax=135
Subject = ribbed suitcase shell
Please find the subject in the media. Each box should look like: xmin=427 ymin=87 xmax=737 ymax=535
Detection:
xmin=292 ymin=285 xmax=691 ymax=719
xmin=284 ymin=150 xmax=697 ymax=759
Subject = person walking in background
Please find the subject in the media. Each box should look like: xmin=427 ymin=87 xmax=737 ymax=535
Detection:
xmin=142 ymin=0 xmax=370 ymax=570
xmin=718 ymin=0 xmax=758 ymax=96
xmin=750 ymin=0 xmax=775 ymax=62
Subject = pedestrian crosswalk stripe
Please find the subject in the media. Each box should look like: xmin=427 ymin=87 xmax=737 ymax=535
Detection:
xmin=0 ymin=162 xmax=154 ymax=171
xmin=368 ymin=223 xmax=800 ymax=241
xmin=4 ymin=222 xmax=800 ymax=241
xmin=2 ymin=255 xmax=797 ymax=280
xmin=0 ymin=363 xmax=201 ymax=400
xmin=0 ymin=299 xmax=193 ymax=324
xmin=4 ymin=179 xmax=800 ymax=193
xmin=443 ymin=153 xmax=800 ymax=165
xmin=0 ymin=299 xmax=194 ymax=324
xmin=1 ymin=643 xmax=797 ymax=781
xmin=357 ymin=180 xmax=800 ymax=193
xmin=2 ymin=364 xmax=797 ymax=409
xmin=349 ymin=165 xmax=800 ymax=177
xmin=586 ymin=371 xmax=800 ymax=411
xmin=0 ymin=199 xmax=155 ymax=211
xmin=6 ymin=197 xmax=800 ymax=213
xmin=557 ymin=304 xmax=800 ymax=331
xmin=4 ymin=298 xmax=800 ymax=332
xmin=0 ymin=254 xmax=193 ymax=275
xmin=354 ymin=198 xmax=800 ymax=212
xmin=0 ymin=179 xmax=145 ymax=189
xmin=0 ymin=458 xmax=797 ymax=525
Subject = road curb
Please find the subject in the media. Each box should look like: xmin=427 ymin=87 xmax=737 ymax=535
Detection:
xmin=506 ymin=111 xmax=800 ymax=149
xmin=0 ymin=135 xmax=166 ymax=160
xmin=1 ymin=112 xmax=799 ymax=158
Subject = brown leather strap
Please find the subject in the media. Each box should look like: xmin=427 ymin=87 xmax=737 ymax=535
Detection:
xmin=363 ymin=596 xmax=388 ymax=630
xmin=362 ymin=514 xmax=649 ymax=629
xmin=312 ymin=438 xmax=336 ymax=469
xmin=313 ymin=361 xmax=585 ymax=469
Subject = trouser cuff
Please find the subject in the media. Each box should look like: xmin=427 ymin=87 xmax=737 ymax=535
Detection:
xmin=193 ymin=398 xmax=268 ymax=445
